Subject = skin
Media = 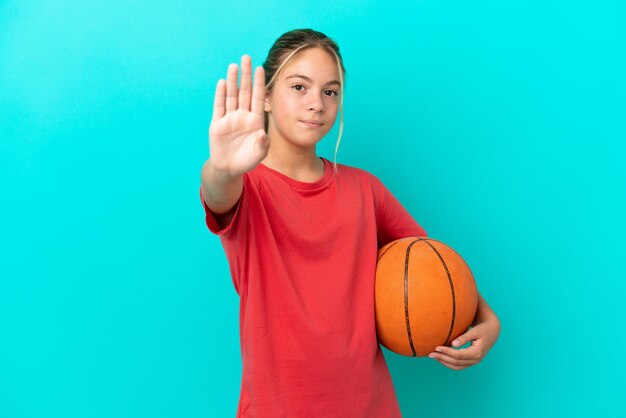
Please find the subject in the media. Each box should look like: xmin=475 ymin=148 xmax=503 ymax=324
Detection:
xmin=208 ymin=55 xmax=269 ymax=178
xmin=210 ymin=49 xmax=501 ymax=370
xmin=262 ymin=46 xmax=341 ymax=181
xmin=204 ymin=48 xmax=340 ymax=226
xmin=429 ymin=293 xmax=501 ymax=370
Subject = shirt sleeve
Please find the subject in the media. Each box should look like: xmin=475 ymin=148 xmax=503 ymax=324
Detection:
xmin=372 ymin=174 xmax=428 ymax=248
xmin=199 ymin=179 xmax=247 ymax=237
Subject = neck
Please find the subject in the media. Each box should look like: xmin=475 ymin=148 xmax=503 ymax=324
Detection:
xmin=261 ymin=134 xmax=323 ymax=179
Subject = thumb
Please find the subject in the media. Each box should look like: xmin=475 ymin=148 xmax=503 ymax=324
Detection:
xmin=255 ymin=129 xmax=269 ymax=150
xmin=451 ymin=326 xmax=479 ymax=347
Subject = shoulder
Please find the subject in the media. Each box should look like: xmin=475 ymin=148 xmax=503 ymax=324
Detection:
xmin=332 ymin=161 xmax=389 ymax=196
xmin=332 ymin=160 xmax=382 ymax=184
xmin=241 ymin=164 xmax=266 ymax=190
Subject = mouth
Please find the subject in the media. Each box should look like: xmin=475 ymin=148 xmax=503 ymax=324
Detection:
xmin=300 ymin=120 xmax=324 ymax=128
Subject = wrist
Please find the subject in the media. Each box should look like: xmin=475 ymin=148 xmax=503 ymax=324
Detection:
xmin=205 ymin=158 xmax=239 ymax=184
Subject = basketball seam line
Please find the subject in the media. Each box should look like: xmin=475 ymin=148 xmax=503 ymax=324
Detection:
xmin=377 ymin=238 xmax=405 ymax=262
xmin=419 ymin=238 xmax=457 ymax=347
xmin=404 ymin=239 xmax=420 ymax=357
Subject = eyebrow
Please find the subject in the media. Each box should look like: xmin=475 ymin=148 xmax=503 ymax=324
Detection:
xmin=285 ymin=74 xmax=341 ymax=87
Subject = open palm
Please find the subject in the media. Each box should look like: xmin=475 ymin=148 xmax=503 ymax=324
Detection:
xmin=208 ymin=55 xmax=269 ymax=177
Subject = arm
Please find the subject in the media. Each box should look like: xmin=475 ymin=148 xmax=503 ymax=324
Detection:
xmin=201 ymin=158 xmax=243 ymax=214
xmin=429 ymin=291 xmax=501 ymax=371
xmin=200 ymin=55 xmax=269 ymax=228
xmin=474 ymin=292 xmax=500 ymax=327
xmin=373 ymin=175 xmax=428 ymax=246
xmin=200 ymin=160 xmax=243 ymax=228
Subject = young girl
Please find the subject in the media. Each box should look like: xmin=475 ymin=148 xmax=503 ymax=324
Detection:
xmin=200 ymin=29 xmax=500 ymax=418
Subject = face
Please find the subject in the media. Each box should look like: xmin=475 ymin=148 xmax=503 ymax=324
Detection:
xmin=264 ymin=47 xmax=341 ymax=151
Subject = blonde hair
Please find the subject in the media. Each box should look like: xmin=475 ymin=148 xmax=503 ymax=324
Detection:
xmin=262 ymin=29 xmax=346 ymax=174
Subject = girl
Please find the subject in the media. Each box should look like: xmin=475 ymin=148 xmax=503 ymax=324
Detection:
xmin=200 ymin=29 xmax=500 ymax=418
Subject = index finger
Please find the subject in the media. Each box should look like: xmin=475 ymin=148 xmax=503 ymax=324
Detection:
xmin=250 ymin=66 xmax=266 ymax=116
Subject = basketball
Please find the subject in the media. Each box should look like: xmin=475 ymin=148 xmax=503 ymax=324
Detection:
xmin=375 ymin=237 xmax=478 ymax=357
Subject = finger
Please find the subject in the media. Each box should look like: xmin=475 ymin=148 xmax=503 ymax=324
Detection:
xmin=434 ymin=357 xmax=463 ymax=371
xmin=251 ymin=129 xmax=269 ymax=158
xmin=451 ymin=326 xmax=478 ymax=347
xmin=433 ymin=357 xmax=473 ymax=371
xmin=238 ymin=55 xmax=252 ymax=111
xmin=212 ymin=79 xmax=226 ymax=123
xmin=251 ymin=66 xmax=266 ymax=116
xmin=255 ymin=129 xmax=269 ymax=150
xmin=433 ymin=344 xmax=480 ymax=361
xmin=430 ymin=352 xmax=477 ymax=368
xmin=226 ymin=63 xmax=239 ymax=112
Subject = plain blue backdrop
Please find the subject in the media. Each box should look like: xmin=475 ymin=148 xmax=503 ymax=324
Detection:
xmin=1 ymin=0 xmax=624 ymax=417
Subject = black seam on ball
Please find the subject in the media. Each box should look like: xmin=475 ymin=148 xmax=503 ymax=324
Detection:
xmin=418 ymin=237 xmax=457 ymax=347
xmin=405 ymin=239 xmax=420 ymax=357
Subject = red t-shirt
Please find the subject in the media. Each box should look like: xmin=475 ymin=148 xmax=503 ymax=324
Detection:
xmin=200 ymin=157 xmax=427 ymax=418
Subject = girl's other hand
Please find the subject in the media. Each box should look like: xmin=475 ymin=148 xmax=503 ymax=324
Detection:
xmin=208 ymin=55 xmax=269 ymax=177
xmin=428 ymin=315 xmax=501 ymax=371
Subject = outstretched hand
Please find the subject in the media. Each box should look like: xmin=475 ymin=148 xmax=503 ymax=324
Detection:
xmin=208 ymin=54 xmax=269 ymax=177
xmin=428 ymin=314 xmax=500 ymax=371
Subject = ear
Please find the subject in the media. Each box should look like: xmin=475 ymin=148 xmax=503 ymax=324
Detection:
xmin=264 ymin=92 xmax=271 ymax=112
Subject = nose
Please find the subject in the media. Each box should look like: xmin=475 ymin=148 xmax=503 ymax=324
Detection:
xmin=307 ymin=91 xmax=325 ymax=113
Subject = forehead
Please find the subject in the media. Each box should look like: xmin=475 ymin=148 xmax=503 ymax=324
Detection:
xmin=280 ymin=47 xmax=340 ymax=82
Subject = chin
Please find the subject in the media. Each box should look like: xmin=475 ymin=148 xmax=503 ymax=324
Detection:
xmin=296 ymin=133 xmax=328 ymax=147
xmin=270 ymin=123 xmax=331 ymax=148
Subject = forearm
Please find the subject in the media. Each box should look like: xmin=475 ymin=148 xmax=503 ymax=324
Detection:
xmin=474 ymin=292 xmax=500 ymax=326
xmin=200 ymin=159 xmax=243 ymax=214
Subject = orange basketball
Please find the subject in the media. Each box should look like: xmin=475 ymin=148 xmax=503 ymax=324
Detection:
xmin=375 ymin=237 xmax=478 ymax=357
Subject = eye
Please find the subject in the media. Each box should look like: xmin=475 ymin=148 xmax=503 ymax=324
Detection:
xmin=291 ymin=84 xmax=305 ymax=92
xmin=325 ymin=89 xmax=338 ymax=97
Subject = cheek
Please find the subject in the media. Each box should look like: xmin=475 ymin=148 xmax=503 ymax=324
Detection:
xmin=273 ymin=94 xmax=298 ymax=117
xmin=325 ymin=97 xmax=339 ymax=111
xmin=324 ymin=100 xmax=339 ymax=119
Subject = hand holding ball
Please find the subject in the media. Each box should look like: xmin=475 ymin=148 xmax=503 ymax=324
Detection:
xmin=375 ymin=237 xmax=478 ymax=357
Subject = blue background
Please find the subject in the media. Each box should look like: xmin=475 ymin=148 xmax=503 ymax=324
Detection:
xmin=1 ymin=0 xmax=624 ymax=417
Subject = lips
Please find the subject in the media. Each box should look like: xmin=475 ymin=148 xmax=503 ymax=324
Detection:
xmin=300 ymin=119 xmax=323 ymax=127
